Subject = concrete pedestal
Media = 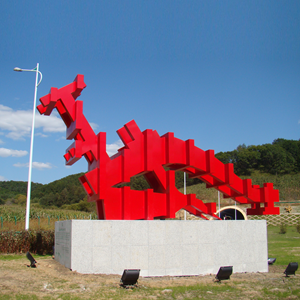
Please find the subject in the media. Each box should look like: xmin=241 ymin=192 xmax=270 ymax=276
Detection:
xmin=55 ymin=220 xmax=268 ymax=276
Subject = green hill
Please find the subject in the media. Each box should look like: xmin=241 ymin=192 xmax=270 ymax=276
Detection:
xmin=178 ymin=171 xmax=300 ymax=203
xmin=0 ymin=173 xmax=89 ymax=211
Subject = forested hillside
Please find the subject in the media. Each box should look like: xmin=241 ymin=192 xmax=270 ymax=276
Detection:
xmin=0 ymin=138 xmax=299 ymax=211
xmin=31 ymin=173 xmax=86 ymax=207
xmin=215 ymin=138 xmax=300 ymax=175
xmin=0 ymin=181 xmax=42 ymax=205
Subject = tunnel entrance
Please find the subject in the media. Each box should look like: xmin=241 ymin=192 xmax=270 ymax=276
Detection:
xmin=217 ymin=206 xmax=247 ymax=220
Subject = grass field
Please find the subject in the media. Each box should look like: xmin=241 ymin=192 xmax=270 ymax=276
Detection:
xmin=0 ymin=225 xmax=299 ymax=299
xmin=267 ymin=226 xmax=300 ymax=266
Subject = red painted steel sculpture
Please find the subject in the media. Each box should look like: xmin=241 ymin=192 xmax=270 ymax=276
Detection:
xmin=37 ymin=75 xmax=280 ymax=220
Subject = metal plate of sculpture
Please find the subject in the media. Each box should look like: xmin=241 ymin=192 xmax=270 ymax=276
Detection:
xmin=37 ymin=75 xmax=280 ymax=220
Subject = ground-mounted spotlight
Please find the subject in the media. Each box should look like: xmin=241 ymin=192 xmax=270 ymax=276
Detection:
xmin=268 ymin=258 xmax=276 ymax=265
xmin=284 ymin=262 xmax=298 ymax=276
xmin=26 ymin=251 xmax=37 ymax=268
xmin=120 ymin=269 xmax=140 ymax=287
xmin=215 ymin=266 xmax=233 ymax=281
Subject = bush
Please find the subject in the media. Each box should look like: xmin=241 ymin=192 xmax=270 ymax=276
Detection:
xmin=0 ymin=230 xmax=54 ymax=254
xmin=296 ymin=221 xmax=300 ymax=234
xmin=61 ymin=199 xmax=96 ymax=212
xmin=279 ymin=223 xmax=287 ymax=234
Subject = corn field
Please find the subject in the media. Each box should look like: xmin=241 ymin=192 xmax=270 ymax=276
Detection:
xmin=0 ymin=205 xmax=98 ymax=231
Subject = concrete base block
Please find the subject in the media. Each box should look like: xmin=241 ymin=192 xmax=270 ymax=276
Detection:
xmin=55 ymin=220 xmax=268 ymax=276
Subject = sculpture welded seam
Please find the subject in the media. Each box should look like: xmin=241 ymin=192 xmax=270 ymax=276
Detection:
xmin=37 ymin=75 xmax=280 ymax=220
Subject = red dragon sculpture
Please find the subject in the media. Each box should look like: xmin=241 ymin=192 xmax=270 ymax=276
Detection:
xmin=37 ymin=75 xmax=280 ymax=220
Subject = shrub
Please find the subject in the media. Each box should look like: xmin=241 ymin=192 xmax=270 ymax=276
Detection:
xmin=279 ymin=223 xmax=287 ymax=234
xmin=0 ymin=230 xmax=54 ymax=254
xmin=296 ymin=221 xmax=300 ymax=234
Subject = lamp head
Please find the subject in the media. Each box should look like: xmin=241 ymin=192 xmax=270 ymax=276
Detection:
xmin=14 ymin=67 xmax=23 ymax=72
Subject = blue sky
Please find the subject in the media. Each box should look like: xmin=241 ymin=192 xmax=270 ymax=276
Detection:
xmin=0 ymin=0 xmax=299 ymax=184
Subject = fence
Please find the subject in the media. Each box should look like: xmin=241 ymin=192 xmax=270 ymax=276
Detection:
xmin=248 ymin=213 xmax=300 ymax=226
xmin=176 ymin=209 xmax=300 ymax=226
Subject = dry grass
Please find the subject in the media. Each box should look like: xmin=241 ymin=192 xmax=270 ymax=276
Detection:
xmin=0 ymin=256 xmax=299 ymax=300
xmin=1 ymin=224 xmax=300 ymax=299
xmin=0 ymin=218 xmax=56 ymax=231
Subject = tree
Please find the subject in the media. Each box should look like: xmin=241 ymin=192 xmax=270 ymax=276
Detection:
xmin=258 ymin=144 xmax=296 ymax=174
xmin=57 ymin=188 xmax=69 ymax=207
xmin=14 ymin=194 xmax=27 ymax=205
xmin=236 ymin=145 xmax=261 ymax=175
xmin=273 ymin=138 xmax=300 ymax=171
xmin=215 ymin=151 xmax=235 ymax=164
xmin=39 ymin=192 xmax=57 ymax=207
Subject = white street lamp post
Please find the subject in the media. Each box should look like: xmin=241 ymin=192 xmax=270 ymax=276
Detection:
xmin=218 ymin=191 xmax=220 ymax=218
xmin=184 ymin=172 xmax=186 ymax=220
xmin=14 ymin=63 xmax=42 ymax=230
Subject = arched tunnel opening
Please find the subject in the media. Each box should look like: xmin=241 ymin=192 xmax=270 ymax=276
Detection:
xmin=218 ymin=206 xmax=247 ymax=220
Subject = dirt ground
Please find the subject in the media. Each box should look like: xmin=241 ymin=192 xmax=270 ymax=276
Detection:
xmin=0 ymin=256 xmax=299 ymax=299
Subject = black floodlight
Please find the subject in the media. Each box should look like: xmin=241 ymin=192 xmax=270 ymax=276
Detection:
xmin=268 ymin=258 xmax=276 ymax=265
xmin=120 ymin=269 xmax=140 ymax=286
xmin=26 ymin=251 xmax=37 ymax=268
xmin=284 ymin=262 xmax=298 ymax=276
xmin=215 ymin=266 xmax=233 ymax=281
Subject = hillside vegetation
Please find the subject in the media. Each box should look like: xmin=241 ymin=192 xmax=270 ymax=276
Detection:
xmin=215 ymin=138 xmax=300 ymax=175
xmin=179 ymin=172 xmax=300 ymax=203
xmin=0 ymin=138 xmax=299 ymax=213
